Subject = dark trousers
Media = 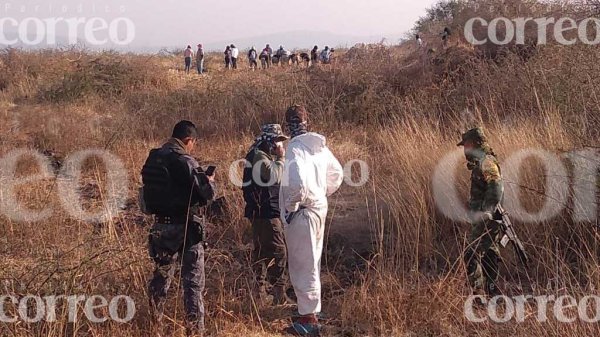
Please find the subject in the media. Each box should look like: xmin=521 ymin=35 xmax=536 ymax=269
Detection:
xmin=464 ymin=219 xmax=501 ymax=294
xmin=232 ymin=57 xmax=238 ymax=69
xmin=184 ymin=57 xmax=192 ymax=73
xmin=260 ymin=56 xmax=271 ymax=69
xmin=251 ymin=217 xmax=287 ymax=289
xmin=148 ymin=223 xmax=205 ymax=333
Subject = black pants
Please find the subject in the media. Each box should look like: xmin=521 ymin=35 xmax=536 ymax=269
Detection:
xmin=232 ymin=57 xmax=238 ymax=69
xmin=260 ymin=56 xmax=270 ymax=69
xmin=251 ymin=217 xmax=287 ymax=289
xmin=148 ymin=223 xmax=205 ymax=333
xmin=184 ymin=57 xmax=192 ymax=73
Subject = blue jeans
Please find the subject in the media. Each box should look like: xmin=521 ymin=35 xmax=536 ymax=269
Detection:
xmin=197 ymin=59 xmax=204 ymax=74
xmin=184 ymin=57 xmax=192 ymax=73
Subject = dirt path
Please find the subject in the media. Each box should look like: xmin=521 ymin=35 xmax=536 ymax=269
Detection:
xmin=327 ymin=186 xmax=376 ymax=257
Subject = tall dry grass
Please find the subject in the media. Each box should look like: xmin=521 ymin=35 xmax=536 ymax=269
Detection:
xmin=0 ymin=1 xmax=599 ymax=336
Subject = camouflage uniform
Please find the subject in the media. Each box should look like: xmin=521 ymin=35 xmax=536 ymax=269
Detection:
xmin=143 ymin=138 xmax=216 ymax=335
xmin=243 ymin=124 xmax=289 ymax=302
xmin=458 ymin=128 xmax=504 ymax=295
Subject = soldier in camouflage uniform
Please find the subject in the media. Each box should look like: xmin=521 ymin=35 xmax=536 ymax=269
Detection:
xmin=457 ymin=127 xmax=504 ymax=297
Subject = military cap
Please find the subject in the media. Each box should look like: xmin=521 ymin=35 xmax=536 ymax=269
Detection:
xmin=261 ymin=123 xmax=288 ymax=141
xmin=457 ymin=127 xmax=487 ymax=146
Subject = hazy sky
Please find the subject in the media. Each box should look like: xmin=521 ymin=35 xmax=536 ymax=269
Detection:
xmin=2 ymin=0 xmax=439 ymax=49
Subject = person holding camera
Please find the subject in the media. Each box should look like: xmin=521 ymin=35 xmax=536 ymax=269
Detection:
xmin=242 ymin=124 xmax=290 ymax=304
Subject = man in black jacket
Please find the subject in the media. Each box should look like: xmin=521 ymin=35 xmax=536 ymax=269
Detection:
xmin=142 ymin=120 xmax=216 ymax=337
xmin=243 ymin=124 xmax=289 ymax=304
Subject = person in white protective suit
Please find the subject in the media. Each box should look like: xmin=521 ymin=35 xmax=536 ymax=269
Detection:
xmin=279 ymin=105 xmax=344 ymax=337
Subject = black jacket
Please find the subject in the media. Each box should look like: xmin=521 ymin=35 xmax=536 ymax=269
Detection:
xmin=242 ymin=148 xmax=283 ymax=219
xmin=143 ymin=139 xmax=216 ymax=217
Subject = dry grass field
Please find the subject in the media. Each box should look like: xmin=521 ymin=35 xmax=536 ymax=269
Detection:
xmin=1 ymin=1 xmax=600 ymax=336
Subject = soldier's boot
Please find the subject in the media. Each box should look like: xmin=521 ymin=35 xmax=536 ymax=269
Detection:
xmin=284 ymin=314 xmax=321 ymax=337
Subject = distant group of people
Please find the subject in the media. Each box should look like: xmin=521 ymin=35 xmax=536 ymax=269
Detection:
xmin=224 ymin=44 xmax=240 ymax=69
xmin=183 ymin=28 xmax=453 ymax=75
xmin=183 ymin=43 xmax=335 ymax=74
xmin=233 ymin=44 xmax=335 ymax=71
xmin=183 ymin=44 xmax=206 ymax=74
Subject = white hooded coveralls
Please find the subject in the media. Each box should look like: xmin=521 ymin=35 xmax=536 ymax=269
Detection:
xmin=280 ymin=132 xmax=344 ymax=315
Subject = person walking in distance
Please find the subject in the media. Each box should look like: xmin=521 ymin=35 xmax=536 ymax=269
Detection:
xmin=264 ymin=44 xmax=273 ymax=67
xmin=184 ymin=45 xmax=194 ymax=74
xmin=231 ymin=44 xmax=239 ymax=69
xmin=416 ymin=34 xmax=423 ymax=48
xmin=248 ymin=46 xmax=258 ymax=71
xmin=319 ymin=46 xmax=331 ymax=64
xmin=442 ymin=27 xmax=451 ymax=48
xmin=310 ymin=46 xmax=318 ymax=65
xmin=260 ymin=48 xmax=270 ymax=69
xmin=224 ymin=46 xmax=232 ymax=69
xmin=196 ymin=44 xmax=205 ymax=74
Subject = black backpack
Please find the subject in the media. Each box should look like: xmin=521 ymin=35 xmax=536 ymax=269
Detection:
xmin=242 ymin=150 xmax=260 ymax=218
xmin=141 ymin=148 xmax=174 ymax=215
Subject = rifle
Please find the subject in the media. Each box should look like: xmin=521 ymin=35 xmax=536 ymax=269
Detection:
xmin=494 ymin=204 xmax=529 ymax=267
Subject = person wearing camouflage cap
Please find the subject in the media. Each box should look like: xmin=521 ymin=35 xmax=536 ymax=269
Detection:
xmin=457 ymin=127 xmax=505 ymax=298
xmin=242 ymin=123 xmax=291 ymax=305
xmin=280 ymin=105 xmax=344 ymax=336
